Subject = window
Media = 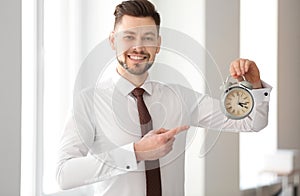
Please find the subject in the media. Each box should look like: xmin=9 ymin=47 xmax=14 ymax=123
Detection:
xmin=239 ymin=0 xmax=278 ymax=190
xmin=21 ymin=0 xmax=37 ymax=195
xmin=21 ymin=0 xmax=118 ymax=195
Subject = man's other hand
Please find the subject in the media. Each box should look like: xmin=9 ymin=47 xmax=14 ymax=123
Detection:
xmin=134 ymin=125 xmax=189 ymax=161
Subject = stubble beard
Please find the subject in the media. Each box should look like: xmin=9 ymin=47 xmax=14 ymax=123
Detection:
xmin=117 ymin=57 xmax=154 ymax=76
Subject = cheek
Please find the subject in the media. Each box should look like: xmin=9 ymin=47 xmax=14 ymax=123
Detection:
xmin=148 ymin=47 xmax=159 ymax=58
xmin=115 ymin=42 xmax=132 ymax=57
xmin=116 ymin=51 xmax=126 ymax=62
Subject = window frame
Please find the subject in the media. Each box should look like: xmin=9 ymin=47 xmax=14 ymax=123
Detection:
xmin=21 ymin=0 xmax=93 ymax=195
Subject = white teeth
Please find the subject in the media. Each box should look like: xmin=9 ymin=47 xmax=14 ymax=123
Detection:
xmin=129 ymin=55 xmax=145 ymax=60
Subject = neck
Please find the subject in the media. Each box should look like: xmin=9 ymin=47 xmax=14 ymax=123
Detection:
xmin=116 ymin=64 xmax=148 ymax=87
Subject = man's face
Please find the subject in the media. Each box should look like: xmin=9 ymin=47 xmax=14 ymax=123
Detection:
xmin=110 ymin=15 xmax=161 ymax=75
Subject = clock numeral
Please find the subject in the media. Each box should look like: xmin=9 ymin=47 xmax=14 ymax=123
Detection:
xmin=226 ymin=106 xmax=232 ymax=110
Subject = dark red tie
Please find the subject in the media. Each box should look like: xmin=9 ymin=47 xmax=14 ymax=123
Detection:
xmin=132 ymin=88 xmax=162 ymax=196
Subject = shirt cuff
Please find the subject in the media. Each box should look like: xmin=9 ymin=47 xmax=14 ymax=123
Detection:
xmin=109 ymin=143 xmax=138 ymax=171
xmin=251 ymin=80 xmax=272 ymax=103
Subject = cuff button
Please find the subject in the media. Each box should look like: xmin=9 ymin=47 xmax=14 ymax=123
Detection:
xmin=126 ymin=165 xmax=130 ymax=170
xmin=264 ymin=92 xmax=268 ymax=96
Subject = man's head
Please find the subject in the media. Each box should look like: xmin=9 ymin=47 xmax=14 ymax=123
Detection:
xmin=110 ymin=0 xmax=161 ymax=76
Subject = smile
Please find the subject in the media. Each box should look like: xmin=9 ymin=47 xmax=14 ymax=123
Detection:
xmin=128 ymin=55 xmax=148 ymax=61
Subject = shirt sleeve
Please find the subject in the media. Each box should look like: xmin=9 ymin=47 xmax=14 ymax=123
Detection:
xmin=185 ymin=80 xmax=272 ymax=132
xmin=56 ymin=90 xmax=138 ymax=190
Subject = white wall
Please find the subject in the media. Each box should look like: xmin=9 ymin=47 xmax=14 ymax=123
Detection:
xmin=204 ymin=0 xmax=240 ymax=195
xmin=0 ymin=0 xmax=22 ymax=195
xmin=278 ymin=0 xmax=300 ymax=150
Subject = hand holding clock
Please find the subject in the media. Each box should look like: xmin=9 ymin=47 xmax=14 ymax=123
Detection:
xmin=229 ymin=58 xmax=263 ymax=89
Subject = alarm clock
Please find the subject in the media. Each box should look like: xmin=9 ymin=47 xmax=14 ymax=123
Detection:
xmin=220 ymin=75 xmax=254 ymax=120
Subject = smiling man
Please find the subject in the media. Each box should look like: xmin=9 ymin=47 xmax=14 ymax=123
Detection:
xmin=56 ymin=1 xmax=271 ymax=196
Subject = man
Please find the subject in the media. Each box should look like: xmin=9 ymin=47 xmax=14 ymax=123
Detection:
xmin=56 ymin=0 xmax=271 ymax=195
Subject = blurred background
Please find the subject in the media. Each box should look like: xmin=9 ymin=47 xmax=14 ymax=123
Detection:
xmin=0 ymin=0 xmax=299 ymax=195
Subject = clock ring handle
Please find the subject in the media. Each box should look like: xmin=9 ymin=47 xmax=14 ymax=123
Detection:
xmin=224 ymin=74 xmax=247 ymax=83
xmin=223 ymin=75 xmax=253 ymax=90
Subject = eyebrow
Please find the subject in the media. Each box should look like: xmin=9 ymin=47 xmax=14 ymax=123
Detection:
xmin=122 ymin=31 xmax=157 ymax=37
xmin=123 ymin=30 xmax=136 ymax=35
xmin=144 ymin=32 xmax=156 ymax=36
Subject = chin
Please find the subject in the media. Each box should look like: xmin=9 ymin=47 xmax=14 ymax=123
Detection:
xmin=127 ymin=63 xmax=153 ymax=75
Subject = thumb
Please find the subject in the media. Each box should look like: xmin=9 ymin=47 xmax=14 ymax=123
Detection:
xmin=153 ymin=128 xmax=168 ymax=135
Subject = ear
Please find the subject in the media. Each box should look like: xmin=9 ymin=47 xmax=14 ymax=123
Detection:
xmin=109 ymin=31 xmax=116 ymax=50
xmin=155 ymin=35 xmax=161 ymax=54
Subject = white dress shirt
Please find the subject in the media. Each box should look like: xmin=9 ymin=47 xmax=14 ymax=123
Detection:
xmin=56 ymin=70 xmax=272 ymax=196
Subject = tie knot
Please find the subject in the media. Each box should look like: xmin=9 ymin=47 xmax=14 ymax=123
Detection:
xmin=132 ymin=88 xmax=145 ymax=98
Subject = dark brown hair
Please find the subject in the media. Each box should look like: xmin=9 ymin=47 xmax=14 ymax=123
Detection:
xmin=113 ymin=0 xmax=160 ymax=29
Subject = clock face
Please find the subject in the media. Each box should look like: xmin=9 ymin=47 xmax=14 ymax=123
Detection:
xmin=224 ymin=87 xmax=254 ymax=119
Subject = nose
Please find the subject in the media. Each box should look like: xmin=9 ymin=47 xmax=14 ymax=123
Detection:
xmin=132 ymin=40 xmax=146 ymax=53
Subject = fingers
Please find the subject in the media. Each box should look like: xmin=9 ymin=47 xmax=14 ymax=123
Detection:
xmin=154 ymin=125 xmax=189 ymax=135
xmin=229 ymin=58 xmax=262 ymax=88
xmin=154 ymin=128 xmax=168 ymax=134
xmin=135 ymin=126 xmax=189 ymax=161
xmin=166 ymin=125 xmax=190 ymax=137
xmin=151 ymin=126 xmax=190 ymax=147
xmin=154 ymin=125 xmax=189 ymax=139
xmin=230 ymin=58 xmax=254 ymax=79
xmin=163 ymin=137 xmax=176 ymax=154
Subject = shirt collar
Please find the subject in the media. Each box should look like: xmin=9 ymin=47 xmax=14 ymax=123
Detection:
xmin=112 ymin=70 xmax=153 ymax=97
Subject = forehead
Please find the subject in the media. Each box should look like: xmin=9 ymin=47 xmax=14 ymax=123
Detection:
xmin=115 ymin=15 xmax=158 ymax=34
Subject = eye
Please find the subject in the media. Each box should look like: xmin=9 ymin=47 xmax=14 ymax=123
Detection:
xmin=142 ymin=36 xmax=155 ymax=42
xmin=123 ymin=35 xmax=135 ymax=41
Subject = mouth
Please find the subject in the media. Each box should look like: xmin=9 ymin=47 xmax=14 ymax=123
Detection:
xmin=127 ymin=54 xmax=148 ymax=62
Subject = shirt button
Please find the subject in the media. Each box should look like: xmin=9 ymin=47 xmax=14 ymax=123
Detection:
xmin=264 ymin=92 xmax=269 ymax=96
xmin=126 ymin=165 xmax=130 ymax=170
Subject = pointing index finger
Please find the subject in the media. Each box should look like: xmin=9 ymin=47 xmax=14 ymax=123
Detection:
xmin=164 ymin=125 xmax=190 ymax=139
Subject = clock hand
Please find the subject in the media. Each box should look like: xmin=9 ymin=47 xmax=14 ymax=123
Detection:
xmin=238 ymin=102 xmax=249 ymax=107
